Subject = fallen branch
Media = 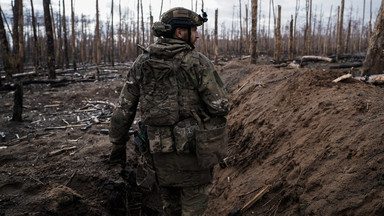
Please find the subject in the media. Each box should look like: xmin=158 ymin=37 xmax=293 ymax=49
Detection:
xmin=86 ymin=99 xmax=116 ymax=109
xmin=44 ymin=124 xmax=88 ymax=131
xmin=48 ymin=146 xmax=77 ymax=157
xmin=74 ymin=108 xmax=98 ymax=113
xmin=228 ymin=185 xmax=272 ymax=216
xmin=272 ymin=63 xmax=288 ymax=68
xmin=332 ymin=74 xmax=353 ymax=83
xmin=44 ymin=104 xmax=60 ymax=108
xmin=236 ymin=80 xmax=250 ymax=93
xmin=301 ymin=55 xmax=333 ymax=62
xmin=65 ymin=169 xmax=78 ymax=186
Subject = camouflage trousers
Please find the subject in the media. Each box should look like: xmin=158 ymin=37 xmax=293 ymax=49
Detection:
xmin=159 ymin=184 xmax=212 ymax=216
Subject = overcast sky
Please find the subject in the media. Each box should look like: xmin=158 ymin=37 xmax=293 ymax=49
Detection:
xmin=0 ymin=0 xmax=381 ymax=34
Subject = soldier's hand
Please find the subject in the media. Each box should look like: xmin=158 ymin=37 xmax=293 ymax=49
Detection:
xmin=109 ymin=143 xmax=127 ymax=168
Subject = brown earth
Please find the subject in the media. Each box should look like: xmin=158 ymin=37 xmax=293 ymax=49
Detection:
xmin=1 ymin=58 xmax=384 ymax=216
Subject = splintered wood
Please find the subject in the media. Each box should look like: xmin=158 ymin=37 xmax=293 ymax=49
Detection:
xmin=332 ymin=74 xmax=353 ymax=83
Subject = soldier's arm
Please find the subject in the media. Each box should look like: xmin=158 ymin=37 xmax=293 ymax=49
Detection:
xmin=109 ymin=60 xmax=141 ymax=145
xmin=198 ymin=54 xmax=229 ymax=116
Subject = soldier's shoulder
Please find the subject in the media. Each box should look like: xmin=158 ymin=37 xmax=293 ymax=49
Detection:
xmin=185 ymin=51 xmax=211 ymax=65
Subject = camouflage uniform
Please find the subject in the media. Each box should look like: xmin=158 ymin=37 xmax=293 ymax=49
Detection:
xmin=109 ymin=7 xmax=229 ymax=216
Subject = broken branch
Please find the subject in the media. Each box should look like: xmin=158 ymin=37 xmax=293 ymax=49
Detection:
xmin=48 ymin=146 xmax=77 ymax=157
xmin=86 ymin=100 xmax=116 ymax=109
xmin=332 ymin=74 xmax=353 ymax=83
xmin=301 ymin=55 xmax=333 ymax=62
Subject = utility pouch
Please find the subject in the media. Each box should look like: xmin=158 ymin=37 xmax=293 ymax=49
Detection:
xmin=173 ymin=118 xmax=199 ymax=154
xmin=136 ymin=154 xmax=156 ymax=191
xmin=147 ymin=126 xmax=174 ymax=154
xmin=195 ymin=117 xmax=228 ymax=169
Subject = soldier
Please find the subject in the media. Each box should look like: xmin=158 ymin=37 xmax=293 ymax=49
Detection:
xmin=109 ymin=7 xmax=229 ymax=216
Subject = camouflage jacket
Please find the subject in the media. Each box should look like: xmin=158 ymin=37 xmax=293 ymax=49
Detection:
xmin=109 ymin=38 xmax=229 ymax=187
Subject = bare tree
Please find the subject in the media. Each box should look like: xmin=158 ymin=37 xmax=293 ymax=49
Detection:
xmin=274 ymin=5 xmax=281 ymax=63
xmin=12 ymin=0 xmax=23 ymax=74
xmin=0 ymin=5 xmax=12 ymax=81
xmin=43 ymin=0 xmax=56 ymax=79
xmin=214 ymin=9 xmax=218 ymax=64
xmin=118 ymin=0 xmax=122 ymax=62
xmin=149 ymin=4 xmax=154 ymax=44
xmin=324 ymin=6 xmax=333 ymax=55
xmin=71 ymin=0 xmax=77 ymax=70
xmin=17 ymin=0 xmax=23 ymax=74
xmin=344 ymin=6 xmax=352 ymax=53
xmin=362 ymin=0 xmax=384 ymax=76
xmin=289 ymin=15 xmax=294 ymax=60
xmin=250 ymin=0 xmax=258 ymax=64
xmin=62 ymin=0 xmax=69 ymax=68
xmin=336 ymin=0 xmax=344 ymax=61
xmin=294 ymin=0 xmax=300 ymax=56
xmin=95 ymin=0 xmax=101 ymax=65
xmin=140 ymin=0 xmax=144 ymax=45
xmin=111 ymin=0 xmax=115 ymax=67
xmin=30 ymin=0 xmax=40 ymax=70
xmin=239 ymin=0 xmax=243 ymax=58
xmin=307 ymin=0 xmax=312 ymax=54
xmin=245 ymin=4 xmax=249 ymax=55
xmin=200 ymin=0 xmax=207 ymax=56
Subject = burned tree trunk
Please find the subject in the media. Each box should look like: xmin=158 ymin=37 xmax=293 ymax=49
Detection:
xmin=307 ymin=0 xmax=312 ymax=54
xmin=118 ymin=0 xmax=123 ymax=62
xmin=95 ymin=0 xmax=101 ymax=65
xmin=111 ymin=0 xmax=115 ymax=67
xmin=71 ymin=0 xmax=77 ymax=71
xmin=149 ymin=5 xmax=154 ymax=44
xmin=336 ymin=0 xmax=344 ymax=61
xmin=362 ymin=0 xmax=384 ymax=76
xmin=200 ymin=0 xmax=207 ymax=56
xmin=12 ymin=0 xmax=20 ymax=74
xmin=274 ymin=5 xmax=281 ymax=63
xmin=359 ymin=0 xmax=366 ymax=52
xmin=239 ymin=0 xmax=243 ymax=58
xmin=43 ymin=0 xmax=56 ymax=79
xmin=11 ymin=82 xmax=23 ymax=121
xmin=30 ymin=0 xmax=40 ymax=70
xmin=245 ymin=4 xmax=249 ymax=55
xmin=140 ymin=0 xmax=144 ymax=45
xmin=0 ymin=6 xmax=13 ymax=82
xmin=62 ymin=0 xmax=69 ymax=68
xmin=250 ymin=0 xmax=258 ymax=64
xmin=17 ymin=0 xmax=24 ymax=75
xmin=214 ymin=9 xmax=218 ymax=65
xmin=289 ymin=15 xmax=294 ymax=60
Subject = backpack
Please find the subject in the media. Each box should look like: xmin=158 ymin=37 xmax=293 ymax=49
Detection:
xmin=139 ymin=53 xmax=184 ymax=126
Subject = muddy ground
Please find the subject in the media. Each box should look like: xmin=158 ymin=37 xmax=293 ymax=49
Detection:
xmin=1 ymin=57 xmax=384 ymax=216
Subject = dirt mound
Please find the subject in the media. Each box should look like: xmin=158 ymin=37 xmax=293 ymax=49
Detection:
xmin=206 ymin=61 xmax=384 ymax=215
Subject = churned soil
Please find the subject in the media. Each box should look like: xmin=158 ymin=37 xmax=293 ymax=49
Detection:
xmin=1 ymin=58 xmax=384 ymax=216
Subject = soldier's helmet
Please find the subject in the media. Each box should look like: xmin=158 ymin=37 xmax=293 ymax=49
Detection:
xmin=152 ymin=7 xmax=208 ymax=37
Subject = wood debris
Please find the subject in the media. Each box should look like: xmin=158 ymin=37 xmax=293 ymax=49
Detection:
xmin=48 ymin=146 xmax=77 ymax=156
xmin=332 ymin=74 xmax=353 ymax=83
xmin=301 ymin=55 xmax=333 ymax=62
xmin=44 ymin=124 xmax=88 ymax=131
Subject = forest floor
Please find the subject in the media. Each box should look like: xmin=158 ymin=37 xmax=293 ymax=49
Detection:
xmin=1 ymin=56 xmax=384 ymax=216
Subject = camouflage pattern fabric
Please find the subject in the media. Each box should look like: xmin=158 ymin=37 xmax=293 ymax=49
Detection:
xmin=160 ymin=184 xmax=211 ymax=216
xmin=109 ymin=37 xmax=229 ymax=187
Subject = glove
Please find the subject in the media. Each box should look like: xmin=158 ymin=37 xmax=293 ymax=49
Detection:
xmin=109 ymin=143 xmax=126 ymax=166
